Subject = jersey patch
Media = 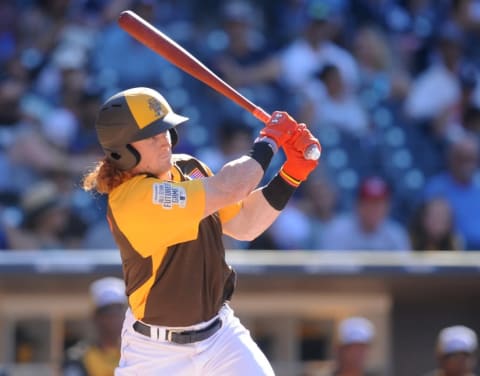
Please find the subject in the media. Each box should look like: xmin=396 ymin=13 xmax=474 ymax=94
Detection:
xmin=188 ymin=167 xmax=205 ymax=180
xmin=152 ymin=182 xmax=186 ymax=209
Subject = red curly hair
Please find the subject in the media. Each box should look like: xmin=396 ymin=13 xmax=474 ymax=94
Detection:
xmin=83 ymin=158 xmax=136 ymax=194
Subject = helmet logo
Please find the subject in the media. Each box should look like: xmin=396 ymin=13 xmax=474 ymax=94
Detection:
xmin=148 ymin=97 xmax=164 ymax=119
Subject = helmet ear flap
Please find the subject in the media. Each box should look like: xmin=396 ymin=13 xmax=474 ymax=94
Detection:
xmin=169 ymin=128 xmax=178 ymax=147
xmin=125 ymin=144 xmax=141 ymax=167
xmin=105 ymin=144 xmax=141 ymax=170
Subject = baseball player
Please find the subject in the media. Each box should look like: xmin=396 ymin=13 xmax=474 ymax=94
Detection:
xmin=422 ymin=325 xmax=478 ymax=376
xmin=63 ymin=277 xmax=127 ymax=376
xmin=330 ymin=317 xmax=376 ymax=376
xmin=82 ymin=87 xmax=320 ymax=375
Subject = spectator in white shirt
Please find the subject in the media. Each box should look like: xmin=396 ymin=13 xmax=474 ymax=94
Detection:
xmin=404 ymin=22 xmax=480 ymax=140
xmin=299 ymin=63 xmax=369 ymax=137
xmin=223 ymin=1 xmax=359 ymax=95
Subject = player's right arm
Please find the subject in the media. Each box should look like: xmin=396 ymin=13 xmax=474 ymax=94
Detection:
xmin=201 ymin=111 xmax=297 ymax=218
xmin=222 ymin=125 xmax=320 ymax=241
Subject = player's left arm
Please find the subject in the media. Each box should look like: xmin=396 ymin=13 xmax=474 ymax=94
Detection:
xmin=223 ymin=125 xmax=321 ymax=241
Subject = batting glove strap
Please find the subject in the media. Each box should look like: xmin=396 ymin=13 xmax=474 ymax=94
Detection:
xmin=279 ymin=168 xmax=302 ymax=187
xmin=254 ymin=136 xmax=279 ymax=154
xmin=262 ymin=171 xmax=297 ymax=211
xmin=248 ymin=141 xmax=275 ymax=172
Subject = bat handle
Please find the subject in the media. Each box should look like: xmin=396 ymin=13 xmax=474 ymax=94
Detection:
xmin=252 ymin=107 xmax=271 ymax=123
xmin=252 ymin=107 xmax=321 ymax=161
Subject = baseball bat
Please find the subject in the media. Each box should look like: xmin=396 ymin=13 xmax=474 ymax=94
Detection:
xmin=117 ymin=10 xmax=320 ymax=160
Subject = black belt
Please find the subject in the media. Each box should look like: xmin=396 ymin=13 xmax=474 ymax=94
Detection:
xmin=133 ymin=317 xmax=222 ymax=344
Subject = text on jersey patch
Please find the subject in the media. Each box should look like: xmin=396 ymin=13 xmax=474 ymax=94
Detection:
xmin=152 ymin=182 xmax=186 ymax=209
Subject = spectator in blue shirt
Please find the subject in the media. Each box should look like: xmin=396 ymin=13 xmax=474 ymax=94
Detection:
xmin=423 ymin=135 xmax=480 ymax=250
xmin=322 ymin=176 xmax=411 ymax=251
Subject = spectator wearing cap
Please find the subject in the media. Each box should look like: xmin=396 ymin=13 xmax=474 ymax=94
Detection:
xmin=63 ymin=277 xmax=127 ymax=376
xmin=322 ymin=176 xmax=411 ymax=251
xmin=323 ymin=316 xmax=376 ymax=376
xmin=422 ymin=325 xmax=478 ymax=376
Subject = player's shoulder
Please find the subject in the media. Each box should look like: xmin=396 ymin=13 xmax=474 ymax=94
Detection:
xmin=108 ymin=174 xmax=156 ymax=206
xmin=173 ymin=153 xmax=213 ymax=178
xmin=172 ymin=153 xmax=200 ymax=163
xmin=112 ymin=174 xmax=149 ymax=192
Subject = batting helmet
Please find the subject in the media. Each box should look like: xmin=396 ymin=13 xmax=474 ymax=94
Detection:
xmin=95 ymin=87 xmax=188 ymax=170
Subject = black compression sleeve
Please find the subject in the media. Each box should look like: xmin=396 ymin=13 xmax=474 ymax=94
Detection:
xmin=262 ymin=173 xmax=297 ymax=210
xmin=248 ymin=141 xmax=275 ymax=172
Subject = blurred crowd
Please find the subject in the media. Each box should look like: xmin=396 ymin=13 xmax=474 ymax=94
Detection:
xmin=1 ymin=0 xmax=480 ymax=251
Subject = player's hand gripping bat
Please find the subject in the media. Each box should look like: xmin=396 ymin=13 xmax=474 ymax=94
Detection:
xmin=117 ymin=10 xmax=320 ymax=160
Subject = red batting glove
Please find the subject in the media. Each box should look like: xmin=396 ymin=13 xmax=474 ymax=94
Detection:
xmin=280 ymin=124 xmax=321 ymax=186
xmin=258 ymin=111 xmax=299 ymax=148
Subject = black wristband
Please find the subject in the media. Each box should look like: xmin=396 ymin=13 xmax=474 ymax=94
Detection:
xmin=248 ymin=141 xmax=275 ymax=172
xmin=262 ymin=173 xmax=297 ymax=210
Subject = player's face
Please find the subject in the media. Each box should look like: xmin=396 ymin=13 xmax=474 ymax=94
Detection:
xmin=94 ymin=303 xmax=126 ymax=342
xmin=337 ymin=343 xmax=369 ymax=370
xmin=132 ymin=131 xmax=173 ymax=179
xmin=440 ymin=352 xmax=475 ymax=375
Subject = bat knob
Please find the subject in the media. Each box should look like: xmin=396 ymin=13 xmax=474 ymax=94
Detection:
xmin=304 ymin=144 xmax=321 ymax=160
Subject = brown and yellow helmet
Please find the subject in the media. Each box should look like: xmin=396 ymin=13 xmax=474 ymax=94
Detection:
xmin=95 ymin=87 xmax=188 ymax=170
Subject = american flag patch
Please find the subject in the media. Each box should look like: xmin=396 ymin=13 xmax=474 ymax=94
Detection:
xmin=188 ymin=167 xmax=204 ymax=180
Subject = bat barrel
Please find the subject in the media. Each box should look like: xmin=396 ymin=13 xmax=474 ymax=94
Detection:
xmin=118 ymin=10 xmax=260 ymax=115
xmin=118 ymin=10 xmax=320 ymax=161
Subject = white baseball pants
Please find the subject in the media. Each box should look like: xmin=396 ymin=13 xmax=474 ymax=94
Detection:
xmin=115 ymin=304 xmax=275 ymax=376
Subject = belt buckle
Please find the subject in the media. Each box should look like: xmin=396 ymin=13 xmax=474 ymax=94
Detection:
xmin=166 ymin=328 xmax=182 ymax=342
